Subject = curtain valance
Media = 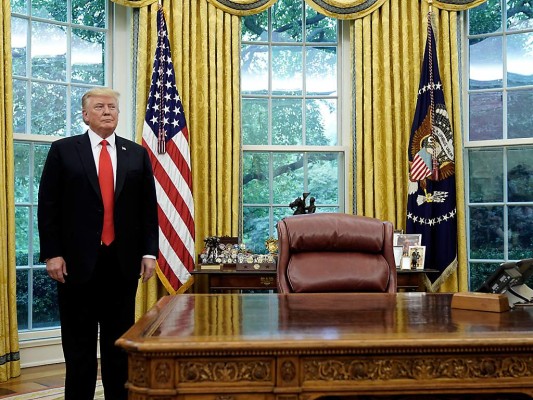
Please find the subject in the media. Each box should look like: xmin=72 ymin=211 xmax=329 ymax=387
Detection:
xmin=111 ymin=0 xmax=158 ymax=7
xmin=201 ymin=0 xmax=486 ymax=17
xmin=112 ymin=0 xmax=486 ymax=15
xmin=204 ymin=0 xmax=277 ymax=16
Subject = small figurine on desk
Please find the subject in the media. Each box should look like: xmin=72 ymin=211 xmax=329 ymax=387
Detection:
xmin=289 ymin=192 xmax=316 ymax=215
xmin=204 ymin=236 xmax=220 ymax=263
xmin=411 ymin=248 xmax=421 ymax=270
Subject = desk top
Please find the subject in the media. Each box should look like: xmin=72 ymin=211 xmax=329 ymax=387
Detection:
xmin=117 ymin=293 xmax=533 ymax=355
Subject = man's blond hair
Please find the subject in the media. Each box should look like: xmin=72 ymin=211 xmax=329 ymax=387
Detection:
xmin=82 ymin=87 xmax=120 ymax=110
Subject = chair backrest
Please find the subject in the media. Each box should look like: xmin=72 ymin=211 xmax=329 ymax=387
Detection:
xmin=276 ymin=213 xmax=397 ymax=293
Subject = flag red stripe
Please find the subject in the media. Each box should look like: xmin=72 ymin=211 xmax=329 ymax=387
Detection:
xmin=157 ymin=204 xmax=195 ymax=272
xmin=143 ymin=138 xmax=195 ymax=238
xmin=157 ymin=251 xmax=181 ymax=290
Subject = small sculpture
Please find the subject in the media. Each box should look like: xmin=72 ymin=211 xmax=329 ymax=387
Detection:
xmin=204 ymin=236 xmax=220 ymax=263
xmin=289 ymin=192 xmax=316 ymax=215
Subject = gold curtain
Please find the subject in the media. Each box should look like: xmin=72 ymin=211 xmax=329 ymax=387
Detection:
xmin=353 ymin=0 xmax=467 ymax=292
xmin=0 ymin=0 xmax=20 ymax=383
xmin=132 ymin=0 xmax=241 ymax=316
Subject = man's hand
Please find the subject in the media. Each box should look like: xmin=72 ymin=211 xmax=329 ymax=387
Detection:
xmin=46 ymin=256 xmax=67 ymax=283
xmin=140 ymin=257 xmax=156 ymax=282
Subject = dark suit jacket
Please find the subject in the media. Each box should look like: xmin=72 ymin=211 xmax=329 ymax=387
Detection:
xmin=38 ymin=132 xmax=159 ymax=283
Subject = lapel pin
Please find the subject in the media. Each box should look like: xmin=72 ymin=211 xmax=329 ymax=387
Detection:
xmin=122 ymin=146 xmax=126 ymax=150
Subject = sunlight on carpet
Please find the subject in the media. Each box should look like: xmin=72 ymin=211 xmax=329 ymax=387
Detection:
xmin=1 ymin=381 xmax=103 ymax=400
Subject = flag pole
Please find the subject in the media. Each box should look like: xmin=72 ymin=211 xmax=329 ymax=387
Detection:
xmin=428 ymin=0 xmax=433 ymax=13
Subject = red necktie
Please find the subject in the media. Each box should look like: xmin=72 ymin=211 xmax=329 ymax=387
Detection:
xmin=99 ymin=140 xmax=115 ymax=245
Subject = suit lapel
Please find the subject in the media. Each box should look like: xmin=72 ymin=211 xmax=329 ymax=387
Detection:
xmin=77 ymin=132 xmax=101 ymax=199
xmin=115 ymin=136 xmax=128 ymax=201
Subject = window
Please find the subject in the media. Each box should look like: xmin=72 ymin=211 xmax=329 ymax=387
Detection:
xmin=11 ymin=0 xmax=110 ymax=333
xmin=241 ymin=0 xmax=345 ymax=254
xmin=466 ymin=0 xmax=533 ymax=290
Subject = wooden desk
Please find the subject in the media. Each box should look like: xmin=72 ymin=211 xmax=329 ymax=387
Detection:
xmin=117 ymin=293 xmax=533 ymax=399
xmin=191 ymin=266 xmax=277 ymax=292
xmin=191 ymin=266 xmax=436 ymax=293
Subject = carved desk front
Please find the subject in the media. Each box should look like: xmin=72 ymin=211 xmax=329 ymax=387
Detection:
xmin=117 ymin=293 xmax=533 ymax=400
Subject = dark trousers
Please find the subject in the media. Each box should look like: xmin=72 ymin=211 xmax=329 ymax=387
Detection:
xmin=57 ymin=243 xmax=139 ymax=400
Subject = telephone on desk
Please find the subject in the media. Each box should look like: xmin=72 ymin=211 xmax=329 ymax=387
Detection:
xmin=477 ymin=258 xmax=533 ymax=308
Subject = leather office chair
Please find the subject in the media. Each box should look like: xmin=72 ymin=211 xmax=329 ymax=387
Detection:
xmin=276 ymin=213 xmax=397 ymax=293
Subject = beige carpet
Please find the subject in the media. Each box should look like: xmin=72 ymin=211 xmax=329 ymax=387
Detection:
xmin=0 ymin=381 xmax=104 ymax=399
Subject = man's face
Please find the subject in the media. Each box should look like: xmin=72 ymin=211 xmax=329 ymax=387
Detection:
xmin=82 ymin=95 xmax=119 ymax=138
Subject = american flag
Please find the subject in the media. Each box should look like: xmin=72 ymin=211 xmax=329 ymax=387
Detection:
xmin=406 ymin=13 xmax=457 ymax=291
xmin=142 ymin=7 xmax=195 ymax=294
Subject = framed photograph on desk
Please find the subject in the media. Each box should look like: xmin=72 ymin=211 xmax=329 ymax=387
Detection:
xmin=394 ymin=233 xmax=422 ymax=256
xmin=408 ymin=245 xmax=426 ymax=270
xmin=393 ymin=246 xmax=403 ymax=268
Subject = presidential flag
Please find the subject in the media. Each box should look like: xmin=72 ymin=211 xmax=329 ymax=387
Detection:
xmin=406 ymin=13 xmax=457 ymax=291
xmin=142 ymin=7 xmax=195 ymax=294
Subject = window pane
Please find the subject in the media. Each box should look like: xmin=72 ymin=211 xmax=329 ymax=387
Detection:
xmin=508 ymin=206 xmax=533 ymax=260
xmin=241 ymin=44 xmax=268 ymax=95
xmin=308 ymin=152 xmax=339 ymax=205
xmin=272 ymin=98 xmax=302 ymax=145
xmin=32 ymin=21 xmax=67 ymax=81
xmin=11 ymin=0 xmax=27 ymax=14
xmin=468 ymin=148 xmax=503 ymax=202
xmin=469 ymin=262 xmax=502 ymax=291
xmin=469 ymin=206 xmax=504 ymax=260
xmin=34 ymin=144 xmax=51 ymax=203
xmin=507 ymin=33 xmax=533 ymax=87
xmin=242 ymin=207 xmax=270 ymax=254
xmin=305 ymin=5 xmax=337 ymax=43
xmin=242 ymin=12 xmax=268 ymax=42
xmin=31 ymin=83 xmax=67 ymax=136
xmin=73 ymin=35 xmax=102 ymax=83
xmin=33 ymin=207 xmax=41 ymax=265
xmin=306 ymin=99 xmax=337 ymax=146
xmin=243 ymin=152 xmax=269 ymax=203
xmin=16 ymin=269 xmax=29 ymax=330
xmin=469 ymin=92 xmax=503 ymax=140
xmin=468 ymin=0 xmax=501 ymax=35
xmin=273 ymin=153 xmax=304 ymax=204
xmin=272 ymin=47 xmax=302 ymax=95
xmin=15 ymin=206 xmax=29 ymax=267
xmin=32 ymin=269 xmax=60 ymax=329
xmin=14 ymin=142 xmax=30 ymax=203
xmin=273 ymin=206 xmax=293 ymax=233
xmin=72 ymin=0 xmax=106 ymax=28
xmin=242 ymin=99 xmax=268 ymax=145
xmin=272 ymin=0 xmax=302 ymax=43
xmin=508 ymin=90 xmax=533 ymax=139
xmin=72 ymin=29 xmax=105 ymax=85
xmin=507 ymin=0 xmax=533 ymax=31
xmin=11 ymin=17 xmax=27 ymax=76
xmin=12 ymin=79 xmax=27 ymax=134
xmin=32 ymin=0 xmax=67 ymax=22
xmin=306 ymin=47 xmax=336 ymax=95
xmin=71 ymin=85 xmax=89 ymax=133
xmin=508 ymin=147 xmax=533 ymax=202
xmin=469 ymin=36 xmax=502 ymax=89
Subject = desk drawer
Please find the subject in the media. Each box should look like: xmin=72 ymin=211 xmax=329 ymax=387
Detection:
xmin=209 ymin=274 xmax=277 ymax=291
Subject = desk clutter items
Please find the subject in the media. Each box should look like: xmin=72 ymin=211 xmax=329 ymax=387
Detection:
xmin=476 ymin=258 xmax=533 ymax=308
xmin=198 ymin=236 xmax=277 ymax=271
xmin=236 ymin=237 xmax=278 ymax=271
xmin=393 ymin=231 xmax=424 ymax=270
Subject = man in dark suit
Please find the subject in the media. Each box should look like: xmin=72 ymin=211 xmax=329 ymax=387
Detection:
xmin=38 ymin=87 xmax=159 ymax=400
